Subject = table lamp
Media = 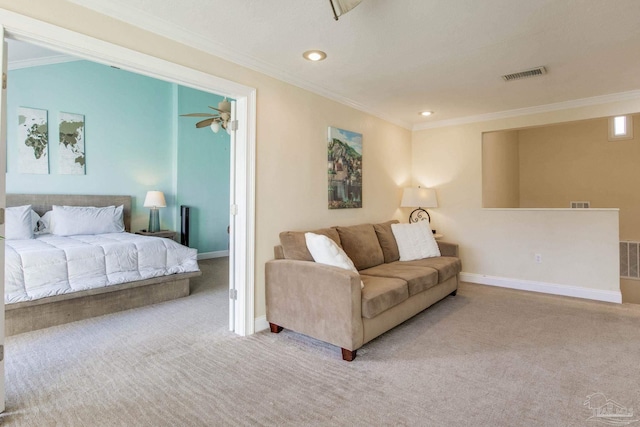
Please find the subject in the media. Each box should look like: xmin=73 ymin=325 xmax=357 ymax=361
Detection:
xmin=401 ymin=187 xmax=438 ymax=223
xmin=143 ymin=191 xmax=166 ymax=233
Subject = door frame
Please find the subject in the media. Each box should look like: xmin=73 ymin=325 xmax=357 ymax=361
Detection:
xmin=0 ymin=10 xmax=257 ymax=336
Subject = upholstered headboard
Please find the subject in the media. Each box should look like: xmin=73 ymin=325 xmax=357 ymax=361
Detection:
xmin=7 ymin=194 xmax=133 ymax=232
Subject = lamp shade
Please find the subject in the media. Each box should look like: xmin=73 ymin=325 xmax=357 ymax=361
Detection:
xmin=401 ymin=187 xmax=438 ymax=208
xmin=143 ymin=191 xmax=167 ymax=208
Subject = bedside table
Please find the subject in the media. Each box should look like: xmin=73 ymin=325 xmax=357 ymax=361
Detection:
xmin=136 ymin=230 xmax=176 ymax=240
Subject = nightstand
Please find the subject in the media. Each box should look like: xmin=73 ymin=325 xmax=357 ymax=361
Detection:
xmin=136 ymin=230 xmax=176 ymax=240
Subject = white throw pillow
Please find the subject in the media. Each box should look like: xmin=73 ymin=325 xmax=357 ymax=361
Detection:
xmin=6 ymin=205 xmax=34 ymax=240
xmin=391 ymin=221 xmax=441 ymax=261
xmin=51 ymin=205 xmax=125 ymax=236
xmin=305 ymin=232 xmax=364 ymax=289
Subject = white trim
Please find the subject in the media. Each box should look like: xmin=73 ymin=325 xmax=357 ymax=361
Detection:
xmin=197 ymin=250 xmax=229 ymax=260
xmin=0 ymin=9 xmax=257 ymax=337
xmin=414 ymin=90 xmax=640 ymax=130
xmin=460 ymin=272 xmax=622 ymax=304
xmin=8 ymin=54 xmax=78 ymax=70
xmin=254 ymin=315 xmax=269 ymax=333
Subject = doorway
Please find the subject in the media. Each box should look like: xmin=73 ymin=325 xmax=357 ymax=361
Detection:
xmin=0 ymin=13 xmax=257 ymax=334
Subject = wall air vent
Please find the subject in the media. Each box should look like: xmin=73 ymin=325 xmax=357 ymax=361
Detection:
xmin=570 ymin=201 xmax=590 ymax=209
xmin=502 ymin=66 xmax=547 ymax=82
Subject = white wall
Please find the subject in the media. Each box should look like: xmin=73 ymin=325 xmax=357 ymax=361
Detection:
xmin=412 ymin=98 xmax=640 ymax=303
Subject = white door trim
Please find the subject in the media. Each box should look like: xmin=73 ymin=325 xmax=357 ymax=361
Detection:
xmin=0 ymin=25 xmax=7 ymax=413
xmin=0 ymin=9 xmax=257 ymax=336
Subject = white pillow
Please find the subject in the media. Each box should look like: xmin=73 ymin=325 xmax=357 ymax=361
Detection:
xmin=5 ymin=205 xmax=34 ymax=240
xmin=391 ymin=221 xmax=441 ymax=261
xmin=305 ymin=232 xmax=364 ymax=289
xmin=51 ymin=205 xmax=125 ymax=236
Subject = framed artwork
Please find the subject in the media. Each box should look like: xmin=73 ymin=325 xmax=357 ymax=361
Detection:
xmin=59 ymin=112 xmax=86 ymax=175
xmin=327 ymin=126 xmax=362 ymax=209
xmin=18 ymin=107 xmax=49 ymax=174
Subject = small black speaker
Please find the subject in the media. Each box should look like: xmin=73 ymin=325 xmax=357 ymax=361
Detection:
xmin=180 ymin=205 xmax=190 ymax=247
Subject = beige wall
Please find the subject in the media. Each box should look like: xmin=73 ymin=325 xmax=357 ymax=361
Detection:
xmin=482 ymin=130 xmax=519 ymax=208
xmin=412 ymin=99 xmax=640 ymax=300
xmin=0 ymin=1 xmax=412 ymax=319
xmin=519 ymin=114 xmax=640 ymax=239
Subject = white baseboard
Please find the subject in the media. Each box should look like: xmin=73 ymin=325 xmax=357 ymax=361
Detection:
xmin=197 ymin=250 xmax=229 ymax=260
xmin=254 ymin=315 xmax=269 ymax=332
xmin=460 ymin=272 xmax=622 ymax=304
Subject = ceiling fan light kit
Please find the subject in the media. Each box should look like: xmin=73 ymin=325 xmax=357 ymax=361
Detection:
xmin=180 ymin=98 xmax=232 ymax=134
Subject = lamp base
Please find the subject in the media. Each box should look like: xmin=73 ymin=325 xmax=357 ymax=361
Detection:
xmin=408 ymin=208 xmax=430 ymax=223
xmin=148 ymin=208 xmax=160 ymax=232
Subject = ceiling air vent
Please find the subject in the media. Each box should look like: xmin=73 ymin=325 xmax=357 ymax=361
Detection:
xmin=502 ymin=66 xmax=547 ymax=82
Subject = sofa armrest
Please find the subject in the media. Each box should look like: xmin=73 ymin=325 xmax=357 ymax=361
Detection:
xmin=437 ymin=241 xmax=459 ymax=257
xmin=265 ymin=259 xmax=364 ymax=351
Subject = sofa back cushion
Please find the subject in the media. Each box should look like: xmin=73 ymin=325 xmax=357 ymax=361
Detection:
xmin=336 ymin=224 xmax=384 ymax=270
xmin=279 ymin=228 xmax=341 ymax=261
xmin=373 ymin=220 xmax=400 ymax=263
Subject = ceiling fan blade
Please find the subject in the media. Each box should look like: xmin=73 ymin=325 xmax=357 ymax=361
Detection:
xmin=181 ymin=113 xmax=217 ymax=117
xmin=195 ymin=118 xmax=216 ymax=128
xmin=208 ymin=106 xmax=225 ymax=113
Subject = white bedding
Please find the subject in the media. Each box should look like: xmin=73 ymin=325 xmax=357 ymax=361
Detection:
xmin=5 ymin=232 xmax=199 ymax=304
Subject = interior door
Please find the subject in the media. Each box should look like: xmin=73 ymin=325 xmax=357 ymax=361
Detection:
xmin=228 ymin=99 xmax=237 ymax=331
xmin=0 ymin=25 xmax=8 ymax=412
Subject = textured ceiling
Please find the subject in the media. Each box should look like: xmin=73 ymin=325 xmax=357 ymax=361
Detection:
xmin=38 ymin=1 xmax=640 ymax=128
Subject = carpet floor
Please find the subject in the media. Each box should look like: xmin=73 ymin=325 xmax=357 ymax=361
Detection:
xmin=2 ymin=259 xmax=640 ymax=426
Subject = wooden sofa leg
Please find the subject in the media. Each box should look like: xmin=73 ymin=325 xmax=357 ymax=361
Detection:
xmin=269 ymin=323 xmax=283 ymax=333
xmin=450 ymin=289 xmax=457 ymax=296
xmin=341 ymin=348 xmax=357 ymax=362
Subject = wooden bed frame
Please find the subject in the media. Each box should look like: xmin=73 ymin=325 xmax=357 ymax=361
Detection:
xmin=5 ymin=194 xmax=201 ymax=336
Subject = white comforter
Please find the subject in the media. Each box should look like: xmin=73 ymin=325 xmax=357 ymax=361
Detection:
xmin=5 ymin=232 xmax=200 ymax=304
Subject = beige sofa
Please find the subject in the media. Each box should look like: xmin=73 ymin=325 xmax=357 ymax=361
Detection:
xmin=265 ymin=220 xmax=462 ymax=361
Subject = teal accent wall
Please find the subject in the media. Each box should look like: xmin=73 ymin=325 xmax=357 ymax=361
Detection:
xmin=177 ymin=86 xmax=231 ymax=254
xmin=7 ymin=60 xmax=230 ymax=253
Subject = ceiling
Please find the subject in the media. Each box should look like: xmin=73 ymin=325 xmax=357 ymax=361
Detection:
xmin=17 ymin=0 xmax=640 ymax=129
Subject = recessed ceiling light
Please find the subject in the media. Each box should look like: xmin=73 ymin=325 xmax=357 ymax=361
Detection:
xmin=420 ymin=111 xmax=433 ymax=117
xmin=303 ymin=50 xmax=327 ymax=61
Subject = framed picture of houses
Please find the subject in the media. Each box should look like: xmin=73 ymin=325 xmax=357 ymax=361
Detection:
xmin=327 ymin=126 xmax=362 ymax=209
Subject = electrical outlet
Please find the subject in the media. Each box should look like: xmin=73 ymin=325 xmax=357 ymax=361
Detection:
xmin=535 ymin=254 xmax=542 ymax=263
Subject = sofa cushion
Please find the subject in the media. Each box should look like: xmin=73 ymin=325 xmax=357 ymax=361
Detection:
xmin=359 ymin=263 xmax=439 ymax=296
xmin=373 ymin=220 xmax=400 ymax=263
xmin=395 ymin=257 xmax=462 ymax=283
xmin=391 ymin=221 xmax=441 ymax=261
xmin=360 ymin=275 xmax=409 ymax=319
xmin=280 ymin=228 xmax=341 ymax=261
xmin=336 ymin=224 xmax=385 ymax=270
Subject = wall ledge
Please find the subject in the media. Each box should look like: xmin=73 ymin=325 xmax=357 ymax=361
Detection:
xmin=460 ymin=272 xmax=622 ymax=304
xmin=482 ymin=208 xmax=620 ymax=211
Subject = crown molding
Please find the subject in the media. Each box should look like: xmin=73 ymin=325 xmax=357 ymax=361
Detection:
xmin=413 ymin=90 xmax=640 ymax=131
xmin=8 ymin=54 xmax=79 ymax=70
xmin=66 ymin=0 xmax=413 ymax=130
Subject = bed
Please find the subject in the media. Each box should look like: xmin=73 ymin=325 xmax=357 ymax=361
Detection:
xmin=5 ymin=194 xmax=201 ymax=336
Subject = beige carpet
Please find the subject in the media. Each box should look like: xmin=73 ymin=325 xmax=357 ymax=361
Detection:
xmin=3 ymin=260 xmax=640 ymax=426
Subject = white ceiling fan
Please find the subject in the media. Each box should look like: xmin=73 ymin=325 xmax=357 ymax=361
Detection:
xmin=329 ymin=0 xmax=363 ymax=20
xmin=180 ymin=98 xmax=231 ymax=134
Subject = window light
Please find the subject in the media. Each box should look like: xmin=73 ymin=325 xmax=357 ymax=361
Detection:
xmin=608 ymin=115 xmax=633 ymax=141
